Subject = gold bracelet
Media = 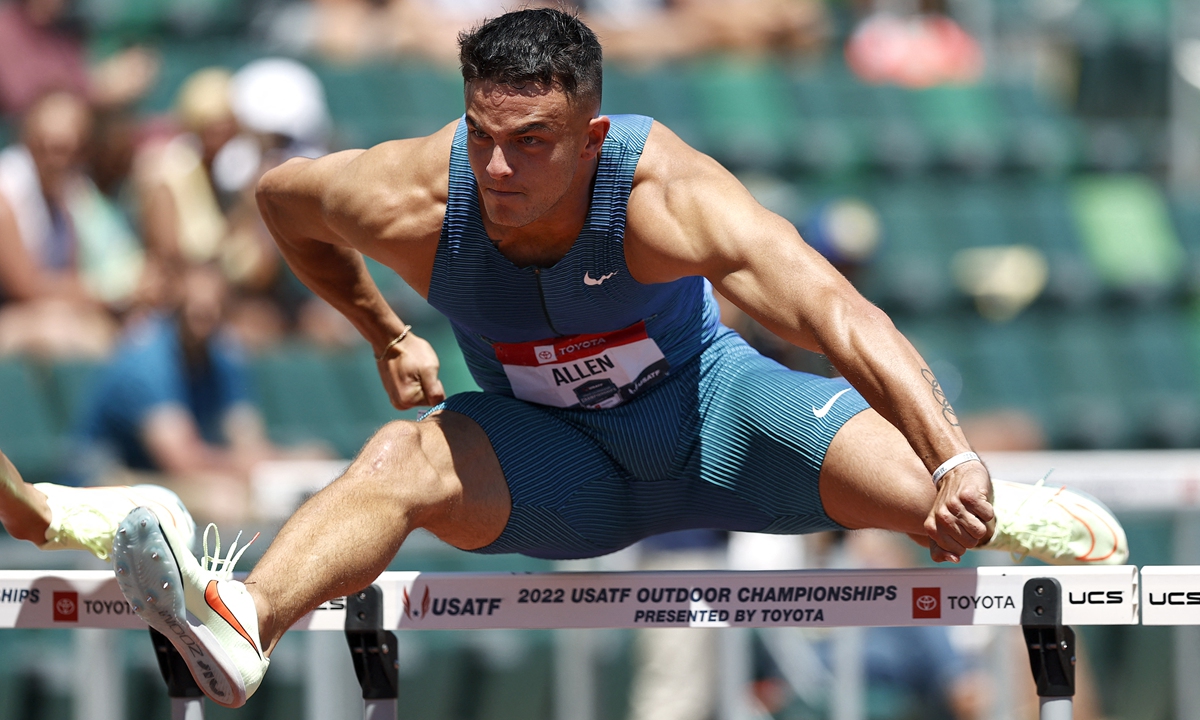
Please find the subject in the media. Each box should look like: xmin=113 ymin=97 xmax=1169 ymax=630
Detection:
xmin=374 ymin=325 xmax=412 ymax=360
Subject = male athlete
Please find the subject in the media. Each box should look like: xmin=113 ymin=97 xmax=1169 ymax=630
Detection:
xmin=110 ymin=8 xmax=1127 ymax=707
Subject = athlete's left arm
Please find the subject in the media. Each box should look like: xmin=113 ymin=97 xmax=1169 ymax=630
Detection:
xmin=625 ymin=123 xmax=990 ymax=562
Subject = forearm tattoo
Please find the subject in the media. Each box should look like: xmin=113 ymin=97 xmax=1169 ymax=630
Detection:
xmin=922 ymin=368 xmax=959 ymax=427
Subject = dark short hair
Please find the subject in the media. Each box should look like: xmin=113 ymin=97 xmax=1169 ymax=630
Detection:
xmin=459 ymin=8 xmax=602 ymax=109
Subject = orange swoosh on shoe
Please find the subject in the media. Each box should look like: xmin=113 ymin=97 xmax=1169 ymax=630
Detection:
xmin=1051 ymin=491 xmax=1119 ymax=563
xmin=205 ymin=580 xmax=260 ymax=653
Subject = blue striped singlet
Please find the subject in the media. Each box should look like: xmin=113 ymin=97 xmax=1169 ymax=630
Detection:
xmin=426 ymin=114 xmax=722 ymax=398
xmin=423 ymin=114 xmax=869 ymax=560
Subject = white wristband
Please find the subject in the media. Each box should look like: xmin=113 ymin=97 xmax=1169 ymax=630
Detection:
xmin=931 ymin=451 xmax=981 ymax=486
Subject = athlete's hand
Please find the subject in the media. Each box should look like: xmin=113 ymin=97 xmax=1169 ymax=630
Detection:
xmin=924 ymin=462 xmax=995 ymax=564
xmin=375 ymin=332 xmax=447 ymax=410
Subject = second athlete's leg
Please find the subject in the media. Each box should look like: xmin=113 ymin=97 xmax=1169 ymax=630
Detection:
xmin=0 ymin=450 xmax=51 ymax=543
xmin=246 ymin=410 xmax=511 ymax=652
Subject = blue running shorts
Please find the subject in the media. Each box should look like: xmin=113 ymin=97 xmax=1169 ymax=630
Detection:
xmin=436 ymin=328 xmax=870 ymax=560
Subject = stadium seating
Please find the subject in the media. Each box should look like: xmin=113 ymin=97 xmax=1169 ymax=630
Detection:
xmin=0 ymin=360 xmax=64 ymax=483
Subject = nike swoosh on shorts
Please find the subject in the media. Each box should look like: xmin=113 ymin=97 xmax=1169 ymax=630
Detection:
xmin=812 ymin=388 xmax=852 ymax=418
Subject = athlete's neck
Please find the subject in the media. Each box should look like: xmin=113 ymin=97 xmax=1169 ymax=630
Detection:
xmin=482 ymin=155 xmax=599 ymax=269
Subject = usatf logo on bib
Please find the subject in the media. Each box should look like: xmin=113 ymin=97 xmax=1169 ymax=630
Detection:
xmin=493 ymin=321 xmax=670 ymax=409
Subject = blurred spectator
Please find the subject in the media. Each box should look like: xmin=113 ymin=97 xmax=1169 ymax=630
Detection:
xmin=71 ymin=263 xmax=325 ymax=522
xmin=625 ymin=529 xmax=727 ymax=720
xmin=844 ymin=0 xmax=982 ymax=88
xmin=264 ymin=0 xmax=825 ymax=64
xmin=136 ymin=61 xmax=353 ymax=353
xmin=0 ymin=90 xmax=147 ymax=357
xmin=136 ymin=66 xmax=292 ymax=351
xmin=88 ymin=109 xmax=139 ymax=206
xmin=588 ymin=0 xmax=828 ymax=62
xmin=228 ymin=57 xmax=359 ymax=348
xmin=137 ymin=68 xmax=243 ymax=268
xmin=841 ymin=530 xmax=991 ymax=720
xmin=0 ymin=0 xmax=158 ymax=117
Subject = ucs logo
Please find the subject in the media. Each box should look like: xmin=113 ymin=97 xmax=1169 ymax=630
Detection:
xmin=912 ymin=587 xmax=941 ymax=619
xmin=53 ymin=591 xmax=78 ymax=622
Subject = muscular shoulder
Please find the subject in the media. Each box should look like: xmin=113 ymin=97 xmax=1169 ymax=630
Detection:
xmin=323 ymin=120 xmax=457 ymax=247
xmin=631 ymin=121 xmax=724 ymax=189
xmin=625 ymin=122 xmax=766 ymax=283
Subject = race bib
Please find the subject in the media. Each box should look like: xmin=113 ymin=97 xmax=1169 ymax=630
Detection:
xmin=493 ymin=321 xmax=670 ymax=409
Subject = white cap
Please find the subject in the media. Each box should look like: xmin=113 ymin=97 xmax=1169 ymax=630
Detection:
xmin=230 ymin=58 xmax=330 ymax=145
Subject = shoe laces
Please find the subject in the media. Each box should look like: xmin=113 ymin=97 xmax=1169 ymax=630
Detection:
xmin=994 ymin=470 xmax=1072 ymax=563
xmin=200 ymin=523 xmax=260 ymax=580
xmin=53 ymin=495 xmax=128 ymax=560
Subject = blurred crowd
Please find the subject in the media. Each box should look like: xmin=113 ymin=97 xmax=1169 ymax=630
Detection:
xmin=265 ymin=0 xmax=831 ymax=65
xmin=259 ymin=0 xmax=986 ymax=88
xmin=0 ymin=1 xmax=355 ymax=358
xmin=0 ymin=0 xmax=362 ymax=521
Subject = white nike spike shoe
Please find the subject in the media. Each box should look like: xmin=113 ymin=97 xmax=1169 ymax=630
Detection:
xmin=112 ymin=508 xmax=268 ymax=708
xmin=981 ymin=479 xmax=1128 ymax=565
xmin=35 ymin=483 xmax=196 ymax=561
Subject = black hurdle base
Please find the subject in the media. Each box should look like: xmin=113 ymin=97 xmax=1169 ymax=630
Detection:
xmin=150 ymin=627 xmax=205 ymax=720
xmin=345 ymin=584 xmax=400 ymax=720
xmin=1022 ymin=577 xmax=1076 ymax=720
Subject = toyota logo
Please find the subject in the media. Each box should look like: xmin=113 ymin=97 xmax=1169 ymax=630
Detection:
xmin=538 ymin=350 xmax=554 ymax=361
xmin=915 ymin=594 xmax=937 ymax=612
xmin=55 ymin=597 xmax=76 ymax=616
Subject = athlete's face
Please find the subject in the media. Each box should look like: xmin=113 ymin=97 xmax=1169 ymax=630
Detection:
xmin=464 ymin=81 xmax=605 ymax=229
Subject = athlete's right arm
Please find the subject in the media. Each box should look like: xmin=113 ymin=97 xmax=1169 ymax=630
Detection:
xmin=255 ymin=127 xmax=454 ymax=409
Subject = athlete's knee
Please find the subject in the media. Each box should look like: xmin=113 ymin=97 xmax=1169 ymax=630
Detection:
xmin=358 ymin=419 xmax=423 ymax=467
xmin=361 ymin=419 xmax=459 ymax=509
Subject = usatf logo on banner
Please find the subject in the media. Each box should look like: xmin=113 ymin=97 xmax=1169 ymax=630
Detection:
xmin=912 ymin=587 xmax=940 ymax=619
xmin=403 ymin=586 xmax=430 ymax=619
xmin=53 ymin=591 xmax=78 ymax=622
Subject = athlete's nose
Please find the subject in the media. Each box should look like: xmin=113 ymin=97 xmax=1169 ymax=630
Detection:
xmin=486 ymin=145 xmax=513 ymax=180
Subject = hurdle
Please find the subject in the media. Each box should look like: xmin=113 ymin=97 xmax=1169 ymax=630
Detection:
xmin=0 ymin=564 xmax=1144 ymax=719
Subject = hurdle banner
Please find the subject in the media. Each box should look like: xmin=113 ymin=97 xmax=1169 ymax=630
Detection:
xmin=1139 ymin=566 xmax=1200 ymax=625
xmin=0 ymin=565 xmax=1138 ymax=630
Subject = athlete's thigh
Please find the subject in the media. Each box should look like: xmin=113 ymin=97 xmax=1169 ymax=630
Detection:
xmin=690 ymin=333 xmax=870 ymax=533
xmin=412 ymin=408 xmax=511 ymax=550
xmin=440 ymin=391 xmax=634 ymax=559
xmin=817 ymin=409 xmax=935 ymax=535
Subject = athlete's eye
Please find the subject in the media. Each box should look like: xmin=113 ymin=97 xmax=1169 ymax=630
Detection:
xmin=470 ymin=129 xmax=490 ymax=141
xmin=519 ymin=136 xmax=541 ymax=146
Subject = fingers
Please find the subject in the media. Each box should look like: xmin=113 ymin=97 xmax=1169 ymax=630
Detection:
xmin=924 ymin=515 xmax=965 ymax=562
xmin=379 ymin=362 xmax=423 ymax=410
xmin=418 ymin=366 xmax=446 ymax=406
xmin=945 ymin=493 xmax=989 ymax=542
xmin=379 ymin=364 xmax=445 ymax=410
xmin=923 ymin=464 xmax=997 ymax=564
xmin=924 ymin=496 xmax=998 ymax=564
xmin=961 ymin=487 xmax=995 ymax=524
xmin=929 ymin=544 xmax=960 ymax=564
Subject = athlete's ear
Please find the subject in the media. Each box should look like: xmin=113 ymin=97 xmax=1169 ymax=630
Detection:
xmin=582 ymin=116 xmax=610 ymax=160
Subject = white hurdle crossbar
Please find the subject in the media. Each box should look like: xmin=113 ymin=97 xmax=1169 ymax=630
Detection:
xmin=0 ymin=564 xmax=1162 ymax=720
xmin=0 ymin=565 xmax=1139 ymax=631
